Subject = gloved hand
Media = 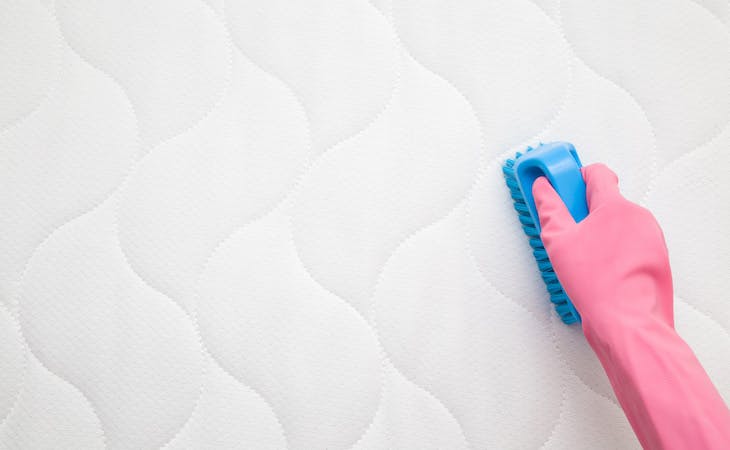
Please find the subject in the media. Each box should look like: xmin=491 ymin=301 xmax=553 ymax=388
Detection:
xmin=532 ymin=164 xmax=730 ymax=450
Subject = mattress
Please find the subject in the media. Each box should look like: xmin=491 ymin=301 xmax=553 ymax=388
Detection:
xmin=1 ymin=0 xmax=729 ymax=448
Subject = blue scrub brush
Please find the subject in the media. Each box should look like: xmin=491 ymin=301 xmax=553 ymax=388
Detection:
xmin=502 ymin=142 xmax=589 ymax=324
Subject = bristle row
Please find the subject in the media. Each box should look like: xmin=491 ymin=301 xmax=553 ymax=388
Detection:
xmin=502 ymin=149 xmax=580 ymax=324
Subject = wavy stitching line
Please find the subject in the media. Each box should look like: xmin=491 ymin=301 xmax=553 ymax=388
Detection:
xmin=554 ymin=0 xmax=730 ymax=324
xmin=0 ymin=85 xmax=54 ymax=135
xmin=283 ymin=88 xmax=480 ymax=447
xmin=342 ymin=51 xmax=487 ymax=440
xmin=0 ymin=2 xmax=62 ymax=136
xmin=217 ymin=0 xmax=312 ymax=147
xmin=194 ymin=3 xmax=402 ymax=447
xmin=541 ymin=0 xmax=632 ymax=414
xmin=488 ymin=4 xmax=575 ymax=162
xmin=195 ymin=11 xmax=399 ymax=365
xmin=463 ymin=146 xmax=649 ymax=412
xmin=279 ymin=56 xmax=484 ymax=441
xmin=677 ymin=298 xmax=730 ymax=342
xmin=278 ymin=54 xmax=402 ymax=321
xmin=176 ymin=0 xmax=316 ymax=281
xmin=196 ymin=352 xmax=288 ymax=449
xmin=5 ymin=126 xmax=137 ymax=443
xmin=548 ymin=320 xmax=622 ymax=407
xmin=550 ymin=0 xmax=670 ymax=411
xmin=552 ymin=0 xmax=661 ymax=206
xmin=54 ymin=0 xmax=232 ymax=155
xmin=675 ymin=298 xmax=730 ymax=403
xmin=192 ymin=236 xmax=293 ymax=450
xmin=96 ymin=22 xmax=293 ymax=440
xmin=642 ymin=111 xmax=730 ymax=205
xmin=152 ymin=3 xmax=310 ymax=446
xmin=221 ymin=0 xmax=398 ymax=158
xmin=462 ymin=0 xmax=578 ymax=305
xmin=0 ymin=302 xmax=28 ymax=430
xmin=4 ymin=158 xmax=132 ymax=445
xmin=281 ymin=40 xmax=484 ymax=450
xmin=367 ymin=0 xmax=392 ymax=20
xmin=9 ymin=164 xmax=140 ymax=446
xmin=466 ymin=226 xmax=625 ymax=423
xmin=108 ymin=0 xmax=237 ymax=314
xmin=363 ymin=207 xmax=473 ymax=449
xmin=187 ymin=5 xmax=401 ymax=444
xmin=535 ymin=0 xmax=730 ymax=416
xmin=394 ymin=371 xmax=471 ymax=450
xmin=5 ymin=0 xmax=167 ymax=440
xmin=442 ymin=0 xmax=581 ymax=441
xmin=14 ymin=0 xmax=404 ymax=446
xmin=25 ymin=352 xmax=106 ymax=448
xmin=16 ymin=317 xmax=108 ymax=448
xmin=333 ymin=50 xmax=503 ymax=436
xmin=349 ymin=356 xmax=391 ymax=450
xmin=302 ymin=0 xmax=491 ymax=316
xmin=454 ymin=0 xmax=654 ymax=437
xmin=199 ymin=340 xmax=292 ymax=447
xmin=539 ymin=318 xmax=569 ymax=450
xmin=342 ymin=1 xmax=575 ymax=446
xmin=642 ymin=117 xmax=730 ymax=204
xmin=42 ymin=4 xmax=220 ymax=444
xmin=110 ymin=217 xmax=208 ymax=450
xmin=195 ymin=208 xmax=396 ymax=449
xmin=390 ymin=0 xmax=575 ymax=170
xmin=526 ymin=0 xmax=673 ymax=218
xmin=190 ymin=0 xmax=401 ymax=336
xmin=556 ymin=0 xmax=730 ymax=207
xmin=141 ymin=0 xmax=235 ymax=154
xmin=113 ymin=188 xmax=292 ymax=448
xmin=458 ymin=1 xmax=578 ymax=316
xmin=287 ymin=208 xmax=466 ymax=450
xmin=205 ymin=0 xmax=401 ymax=309
xmin=365 ymin=363 xmax=472 ymax=450
xmin=115 ymin=0 xmax=399 ymax=444
xmin=464 ymin=150 xmax=625 ymax=412
xmin=688 ymin=0 xmax=730 ymax=31
xmin=463 ymin=168 xmax=574 ymax=444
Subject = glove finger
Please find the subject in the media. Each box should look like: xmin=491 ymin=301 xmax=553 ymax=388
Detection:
xmin=582 ymin=163 xmax=621 ymax=212
xmin=532 ymin=176 xmax=575 ymax=235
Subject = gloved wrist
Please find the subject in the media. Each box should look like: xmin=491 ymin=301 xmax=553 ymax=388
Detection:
xmin=532 ymin=163 xmax=730 ymax=450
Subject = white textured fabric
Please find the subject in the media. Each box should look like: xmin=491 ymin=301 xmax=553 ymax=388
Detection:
xmin=1 ymin=1 xmax=729 ymax=449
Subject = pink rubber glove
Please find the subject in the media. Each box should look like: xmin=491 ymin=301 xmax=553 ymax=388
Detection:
xmin=532 ymin=164 xmax=730 ymax=450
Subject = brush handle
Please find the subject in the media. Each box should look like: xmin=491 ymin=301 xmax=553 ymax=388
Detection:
xmin=514 ymin=142 xmax=588 ymax=233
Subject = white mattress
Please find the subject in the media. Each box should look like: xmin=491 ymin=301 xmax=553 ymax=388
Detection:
xmin=2 ymin=0 xmax=729 ymax=448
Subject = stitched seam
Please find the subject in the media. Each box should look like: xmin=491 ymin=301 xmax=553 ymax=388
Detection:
xmin=110 ymin=217 xmax=207 ymax=450
xmin=55 ymin=0 xmax=232 ymax=154
xmin=187 ymin=2 xmax=401 ymax=445
xmin=221 ymin=0 xmax=397 ymax=157
xmin=17 ymin=317 xmax=107 ymax=448
xmin=194 ymin=352 xmax=289 ymax=449
xmin=551 ymin=0 xmax=661 ymax=206
xmin=350 ymin=1 xmax=576 ymax=446
xmin=687 ymin=0 xmax=730 ymax=31
xmin=0 ymin=302 xmax=28 ymax=430
xmin=8 ymin=0 xmax=229 ymax=443
xmin=0 ymin=3 xmax=62 ymax=135
xmin=287 ymin=208 xmax=464 ymax=450
xmin=642 ymin=119 xmax=730 ymax=204
xmin=284 ymin=58 xmax=481 ymax=450
xmin=677 ymin=298 xmax=730 ymax=341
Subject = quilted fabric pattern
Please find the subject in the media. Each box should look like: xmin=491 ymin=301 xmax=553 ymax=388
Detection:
xmin=1 ymin=0 xmax=729 ymax=448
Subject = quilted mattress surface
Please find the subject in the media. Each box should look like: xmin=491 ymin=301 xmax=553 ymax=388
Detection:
xmin=2 ymin=0 xmax=730 ymax=449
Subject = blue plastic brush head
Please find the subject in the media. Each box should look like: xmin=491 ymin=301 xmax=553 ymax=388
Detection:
xmin=502 ymin=142 xmax=588 ymax=324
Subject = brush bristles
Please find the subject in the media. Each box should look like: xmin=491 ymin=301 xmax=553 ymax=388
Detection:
xmin=503 ymin=149 xmax=580 ymax=324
